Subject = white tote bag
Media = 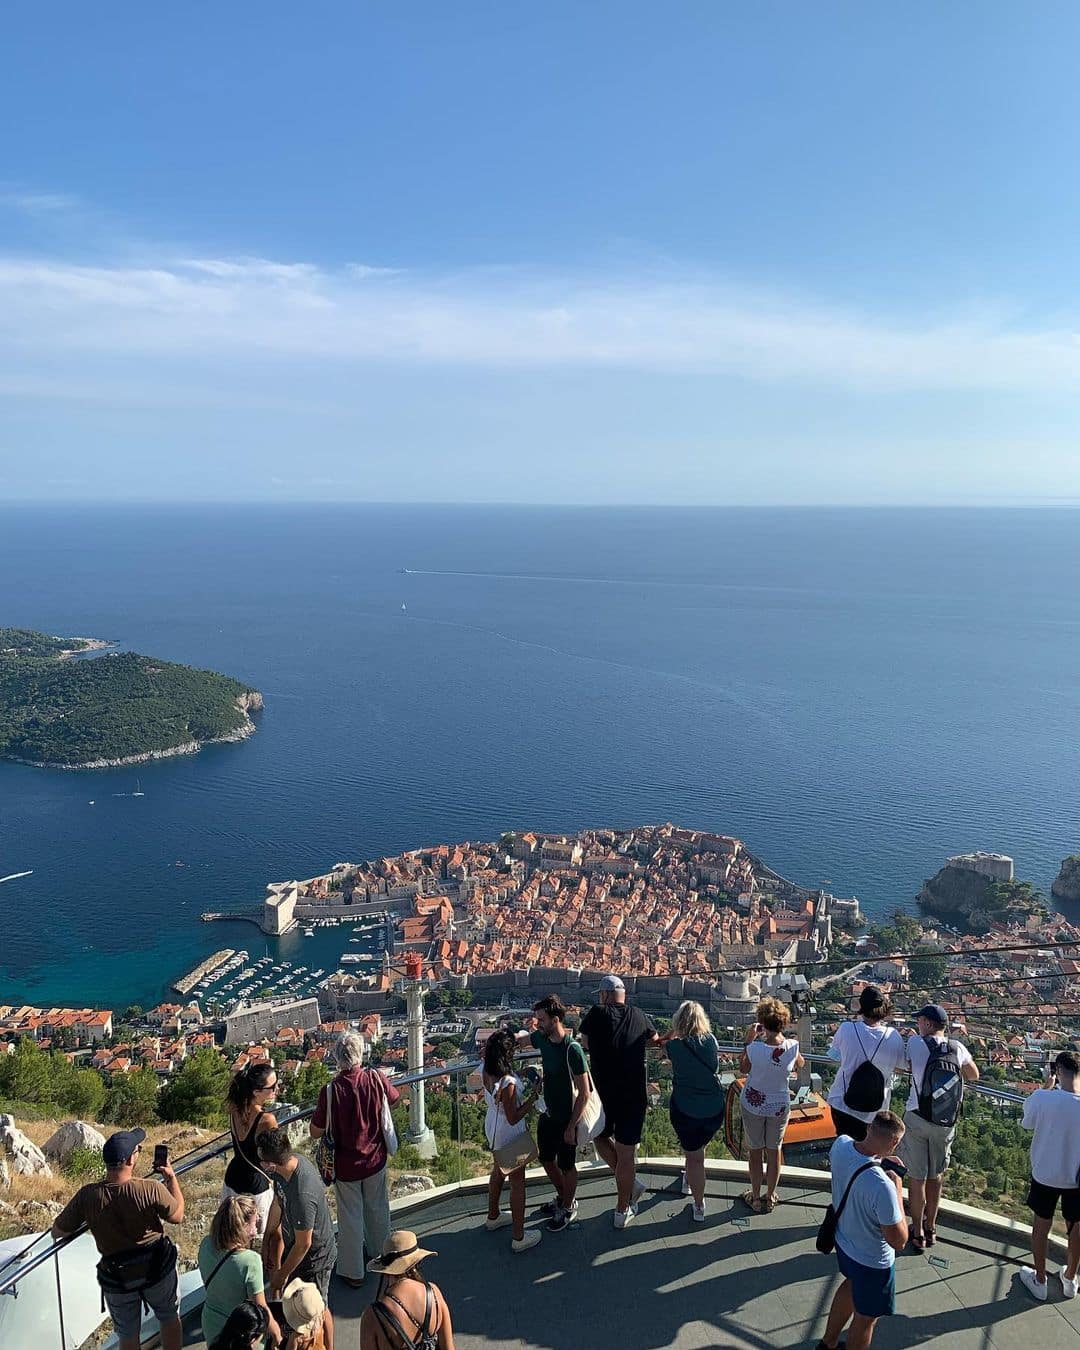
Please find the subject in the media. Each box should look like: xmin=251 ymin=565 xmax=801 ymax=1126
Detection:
xmin=374 ymin=1068 xmax=399 ymax=1156
xmin=567 ymin=1040 xmax=606 ymax=1144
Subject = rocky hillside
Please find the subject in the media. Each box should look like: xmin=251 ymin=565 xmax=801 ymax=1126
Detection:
xmin=918 ymin=862 xmax=1045 ymax=932
xmin=1052 ymin=856 xmax=1080 ymax=904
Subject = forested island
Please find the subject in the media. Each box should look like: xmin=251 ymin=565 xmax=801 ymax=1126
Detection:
xmin=0 ymin=627 xmax=262 ymax=768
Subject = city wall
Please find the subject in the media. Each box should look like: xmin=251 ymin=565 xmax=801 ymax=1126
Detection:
xmin=444 ymin=965 xmax=762 ymax=1017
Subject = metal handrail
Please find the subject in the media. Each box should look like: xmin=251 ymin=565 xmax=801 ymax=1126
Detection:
xmin=0 ymin=1058 xmax=466 ymax=1299
xmin=0 ymin=1037 xmax=1027 ymax=1298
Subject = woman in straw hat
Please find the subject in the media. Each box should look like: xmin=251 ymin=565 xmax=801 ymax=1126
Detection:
xmin=360 ymin=1230 xmax=455 ymax=1350
xmin=281 ymin=1276 xmax=328 ymax=1350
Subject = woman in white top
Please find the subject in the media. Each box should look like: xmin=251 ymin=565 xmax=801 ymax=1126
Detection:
xmin=739 ymin=997 xmax=804 ymax=1212
xmin=481 ymin=1030 xmax=542 ymax=1253
xmin=826 ymin=985 xmax=907 ymax=1142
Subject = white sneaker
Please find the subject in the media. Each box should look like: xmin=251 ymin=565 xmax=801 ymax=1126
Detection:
xmin=692 ymin=1202 xmax=706 ymax=1223
xmin=632 ymin=1178 xmax=647 ymax=1205
xmin=613 ymin=1202 xmax=638 ymax=1229
xmin=1019 ymin=1267 xmax=1048 ymax=1301
xmin=1061 ymin=1268 xmax=1079 ymax=1300
xmin=680 ymin=1170 xmax=691 ymax=1195
xmin=512 ymin=1229 xmax=542 ymax=1252
xmin=484 ymin=1212 xmax=513 ymax=1231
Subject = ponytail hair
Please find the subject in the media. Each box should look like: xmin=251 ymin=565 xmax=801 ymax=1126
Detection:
xmin=226 ymin=1059 xmax=276 ymax=1113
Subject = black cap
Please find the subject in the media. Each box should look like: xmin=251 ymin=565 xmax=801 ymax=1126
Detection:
xmin=103 ymin=1128 xmax=146 ymax=1168
xmin=916 ymin=1004 xmax=948 ymax=1028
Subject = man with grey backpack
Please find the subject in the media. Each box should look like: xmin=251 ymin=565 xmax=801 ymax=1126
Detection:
xmin=899 ymin=1003 xmax=979 ymax=1252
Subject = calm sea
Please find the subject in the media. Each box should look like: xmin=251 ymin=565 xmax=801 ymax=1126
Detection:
xmin=1 ymin=504 xmax=1078 ymax=1008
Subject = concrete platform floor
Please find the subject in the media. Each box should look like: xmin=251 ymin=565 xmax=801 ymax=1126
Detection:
xmin=184 ymin=1165 xmax=1080 ymax=1349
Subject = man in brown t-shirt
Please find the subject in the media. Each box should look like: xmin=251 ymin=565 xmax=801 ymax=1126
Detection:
xmin=53 ymin=1128 xmax=185 ymax=1350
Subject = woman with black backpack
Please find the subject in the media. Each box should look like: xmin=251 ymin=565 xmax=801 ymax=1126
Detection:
xmin=826 ymin=986 xmax=907 ymax=1142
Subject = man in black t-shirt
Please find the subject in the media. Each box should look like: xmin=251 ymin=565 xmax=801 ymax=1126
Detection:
xmin=579 ymin=974 xmax=659 ymax=1228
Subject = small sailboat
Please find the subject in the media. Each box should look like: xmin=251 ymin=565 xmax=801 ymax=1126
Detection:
xmin=401 ymin=602 xmax=407 ymax=613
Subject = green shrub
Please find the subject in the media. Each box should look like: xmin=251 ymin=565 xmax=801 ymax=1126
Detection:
xmin=65 ymin=1146 xmax=106 ymax=1180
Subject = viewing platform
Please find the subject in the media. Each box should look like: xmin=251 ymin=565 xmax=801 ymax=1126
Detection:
xmin=174 ymin=1161 xmax=1076 ymax=1350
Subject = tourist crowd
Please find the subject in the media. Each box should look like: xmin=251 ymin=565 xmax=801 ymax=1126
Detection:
xmin=44 ymin=979 xmax=1080 ymax=1350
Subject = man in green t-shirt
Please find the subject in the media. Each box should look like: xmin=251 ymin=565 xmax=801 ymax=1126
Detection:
xmin=524 ymin=994 xmax=594 ymax=1231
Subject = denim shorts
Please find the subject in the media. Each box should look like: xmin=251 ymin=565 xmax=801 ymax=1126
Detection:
xmin=835 ymin=1243 xmax=896 ymax=1319
xmin=102 ymin=1266 xmax=180 ymax=1341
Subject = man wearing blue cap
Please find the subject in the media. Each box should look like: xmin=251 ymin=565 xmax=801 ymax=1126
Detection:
xmin=900 ymin=1004 xmax=978 ymax=1252
xmin=53 ymin=1128 xmax=185 ymax=1350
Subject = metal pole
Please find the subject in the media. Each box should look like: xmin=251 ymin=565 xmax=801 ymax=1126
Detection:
xmin=795 ymin=996 xmax=813 ymax=1090
xmin=54 ymin=1249 xmax=66 ymax=1350
xmin=405 ymin=979 xmax=437 ymax=1158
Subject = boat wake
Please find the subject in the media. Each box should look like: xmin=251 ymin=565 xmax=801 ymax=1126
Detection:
xmin=0 ymin=871 xmax=33 ymax=885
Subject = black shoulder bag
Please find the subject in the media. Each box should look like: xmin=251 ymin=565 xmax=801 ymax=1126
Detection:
xmin=816 ymin=1161 xmax=878 ymax=1255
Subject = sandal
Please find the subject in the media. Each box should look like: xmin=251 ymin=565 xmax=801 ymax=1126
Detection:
xmin=740 ymin=1190 xmax=762 ymax=1212
xmin=761 ymin=1194 xmax=777 ymax=1213
xmin=923 ymin=1225 xmax=936 ymax=1247
xmin=910 ymin=1232 xmax=926 ymax=1253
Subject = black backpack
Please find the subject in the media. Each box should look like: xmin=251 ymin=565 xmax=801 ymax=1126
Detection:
xmin=842 ymin=1023 xmax=887 ymax=1114
xmin=915 ymin=1036 xmax=964 ymax=1127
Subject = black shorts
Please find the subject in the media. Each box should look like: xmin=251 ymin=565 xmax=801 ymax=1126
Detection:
xmin=670 ymin=1100 xmax=724 ymax=1153
xmin=598 ymin=1100 xmax=647 ymax=1147
xmin=1027 ymin=1178 xmax=1080 ymax=1229
xmin=830 ymin=1107 xmax=869 ymax=1142
xmin=537 ymin=1113 xmax=577 ymax=1171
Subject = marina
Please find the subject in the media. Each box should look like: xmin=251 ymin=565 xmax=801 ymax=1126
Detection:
xmin=172 ymin=914 xmax=389 ymax=1014
xmin=172 ymin=947 xmax=235 ymax=997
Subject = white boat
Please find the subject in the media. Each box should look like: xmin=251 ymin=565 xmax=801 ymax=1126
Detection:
xmin=132 ymin=779 xmax=145 ymax=798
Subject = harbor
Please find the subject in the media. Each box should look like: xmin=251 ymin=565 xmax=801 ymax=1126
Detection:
xmin=172 ymin=914 xmax=390 ymax=1015
xmin=172 ymin=948 xmax=235 ymax=997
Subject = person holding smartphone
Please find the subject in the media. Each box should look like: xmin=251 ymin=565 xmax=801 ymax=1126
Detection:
xmin=818 ymin=1110 xmax=909 ymax=1350
xmin=739 ymin=998 xmax=804 ymax=1214
xmin=52 ymin=1129 xmax=186 ymax=1350
xmin=1018 ymin=1049 xmax=1080 ymax=1301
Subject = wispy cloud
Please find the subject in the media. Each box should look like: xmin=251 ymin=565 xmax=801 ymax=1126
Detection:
xmin=1 ymin=248 xmax=1080 ymax=396
xmin=0 ymin=189 xmax=81 ymax=214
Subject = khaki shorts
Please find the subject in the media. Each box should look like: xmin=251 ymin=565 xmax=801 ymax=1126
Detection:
xmin=899 ymin=1109 xmax=955 ymax=1179
xmin=743 ymin=1107 xmax=790 ymax=1151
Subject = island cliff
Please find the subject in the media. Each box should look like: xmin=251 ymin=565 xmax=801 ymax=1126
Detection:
xmin=1052 ymin=856 xmax=1080 ymax=904
xmin=0 ymin=628 xmax=262 ymax=768
xmin=918 ymin=852 xmax=1045 ymax=931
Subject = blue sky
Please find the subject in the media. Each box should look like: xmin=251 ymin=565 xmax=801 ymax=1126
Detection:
xmin=2 ymin=3 xmax=1079 ymax=504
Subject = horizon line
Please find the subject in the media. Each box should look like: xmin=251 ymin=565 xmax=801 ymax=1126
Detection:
xmin=1 ymin=498 xmax=1079 ymax=511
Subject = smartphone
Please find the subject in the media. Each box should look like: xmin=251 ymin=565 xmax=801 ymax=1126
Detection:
xmin=884 ymin=1157 xmax=907 ymax=1179
xmin=153 ymin=1144 xmax=169 ymax=1171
